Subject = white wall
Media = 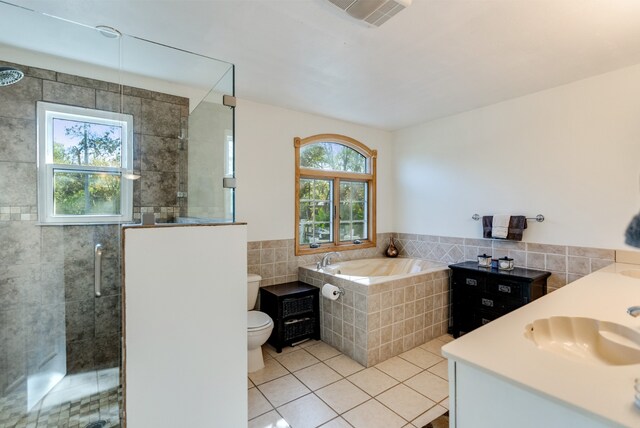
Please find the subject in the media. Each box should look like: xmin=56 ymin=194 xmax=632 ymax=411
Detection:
xmin=236 ymin=99 xmax=394 ymax=242
xmin=394 ymin=63 xmax=640 ymax=249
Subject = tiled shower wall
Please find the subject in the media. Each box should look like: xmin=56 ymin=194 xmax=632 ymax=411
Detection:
xmin=0 ymin=59 xmax=188 ymax=390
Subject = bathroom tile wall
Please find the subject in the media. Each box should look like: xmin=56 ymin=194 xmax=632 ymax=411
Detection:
xmin=390 ymin=233 xmax=615 ymax=292
xmin=247 ymin=233 xmax=393 ymax=287
xmin=0 ymin=58 xmax=187 ymax=400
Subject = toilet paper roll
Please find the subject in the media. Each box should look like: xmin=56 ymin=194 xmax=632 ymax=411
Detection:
xmin=322 ymin=283 xmax=341 ymax=301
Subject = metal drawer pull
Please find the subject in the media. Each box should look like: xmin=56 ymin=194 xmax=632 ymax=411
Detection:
xmin=94 ymin=244 xmax=103 ymax=297
xmin=481 ymin=298 xmax=494 ymax=307
xmin=498 ymin=284 xmax=512 ymax=293
xmin=466 ymin=278 xmax=478 ymax=286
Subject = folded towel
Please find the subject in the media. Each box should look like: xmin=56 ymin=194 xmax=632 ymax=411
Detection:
xmin=492 ymin=215 xmax=510 ymax=239
xmin=482 ymin=216 xmax=493 ymax=239
xmin=506 ymin=216 xmax=528 ymax=241
xmin=482 ymin=215 xmax=528 ymax=240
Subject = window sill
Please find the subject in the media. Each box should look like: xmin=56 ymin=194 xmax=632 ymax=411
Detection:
xmin=295 ymin=240 xmax=376 ymax=256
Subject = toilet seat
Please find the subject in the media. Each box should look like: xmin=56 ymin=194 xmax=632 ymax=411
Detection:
xmin=248 ymin=311 xmax=272 ymax=331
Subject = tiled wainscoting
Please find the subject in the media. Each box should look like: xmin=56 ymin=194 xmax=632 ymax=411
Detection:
xmin=248 ymin=233 xmax=616 ymax=293
xmin=390 ymin=234 xmax=615 ymax=292
xmin=247 ymin=233 xmax=393 ymax=287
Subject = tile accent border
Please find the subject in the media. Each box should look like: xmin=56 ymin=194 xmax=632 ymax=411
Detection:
xmin=0 ymin=206 xmax=37 ymax=221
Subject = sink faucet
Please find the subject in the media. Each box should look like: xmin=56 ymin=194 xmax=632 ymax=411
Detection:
xmin=320 ymin=252 xmax=340 ymax=268
xmin=628 ymin=306 xmax=640 ymax=317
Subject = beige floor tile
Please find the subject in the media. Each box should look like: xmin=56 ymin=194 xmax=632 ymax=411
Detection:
xmin=343 ymin=399 xmax=406 ymax=428
xmin=276 ymin=349 xmax=320 ymax=372
xmin=258 ymin=374 xmax=311 ymax=408
xmin=319 ymin=417 xmax=352 ymax=428
xmin=277 ymin=393 xmax=337 ymax=428
xmin=411 ymin=404 xmax=447 ymax=427
xmin=299 ymin=339 xmax=322 ymax=348
xmin=325 ymin=354 xmax=365 ymax=377
xmin=419 ymin=339 xmax=446 ymax=356
xmin=375 ymin=356 xmax=422 ymax=382
xmin=294 ymin=362 xmax=343 ymax=391
xmin=398 ymin=347 xmax=443 ymax=369
xmin=376 ymin=384 xmax=435 ymax=422
xmin=437 ymin=334 xmax=454 ymax=343
xmin=404 ymin=372 xmax=449 ymax=403
xmin=316 ymin=379 xmax=370 ymax=414
xmin=347 ymin=367 xmax=398 ymax=396
xmin=249 ymin=410 xmax=291 ymax=428
xmin=428 ymin=360 xmax=448 ymax=381
xmin=440 ymin=397 xmax=449 ymax=410
xmin=305 ymin=341 xmax=342 ymax=361
xmin=265 ymin=343 xmax=300 ymax=357
xmin=249 ymin=358 xmax=289 ymax=385
xmin=248 ymin=387 xmax=273 ymax=420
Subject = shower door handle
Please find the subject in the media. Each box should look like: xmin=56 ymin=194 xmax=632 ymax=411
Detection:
xmin=95 ymin=244 xmax=103 ymax=297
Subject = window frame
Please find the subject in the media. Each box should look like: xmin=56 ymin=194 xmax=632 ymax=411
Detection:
xmin=294 ymin=134 xmax=377 ymax=256
xmin=36 ymin=101 xmax=134 ymax=225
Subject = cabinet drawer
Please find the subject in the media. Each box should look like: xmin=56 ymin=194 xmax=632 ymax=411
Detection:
xmin=475 ymin=309 xmax=502 ymax=326
xmin=452 ymin=273 xmax=485 ymax=291
xmin=485 ymin=279 xmax=523 ymax=297
xmin=282 ymin=295 xmax=315 ymax=318
xmin=475 ymin=294 xmax=520 ymax=312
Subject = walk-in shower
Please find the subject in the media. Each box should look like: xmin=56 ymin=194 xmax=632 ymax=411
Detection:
xmin=0 ymin=66 xmax=23 ymax=86
xmin=0 ymin=2 xmax=234 ymax=427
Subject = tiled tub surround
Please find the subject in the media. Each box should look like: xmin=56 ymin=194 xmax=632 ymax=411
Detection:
xmin=298 ymin=264 xmax=450 ymax=367
xmin=0 ymin=59 xmax=188 ymax=419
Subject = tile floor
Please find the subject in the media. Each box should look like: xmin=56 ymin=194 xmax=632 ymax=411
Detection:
xmin=248 ymin=335 xmax=453 ymax=428
xmin=0 ymin=368 xmax=121 ymax=428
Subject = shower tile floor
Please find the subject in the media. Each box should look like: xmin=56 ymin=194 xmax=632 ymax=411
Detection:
xmin=249 ymin=335 xmax=453 ymax=428
xmin=0 ymin=368 xmax=121 ymax=428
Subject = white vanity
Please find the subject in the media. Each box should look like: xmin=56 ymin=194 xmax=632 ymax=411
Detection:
xmin=443 ymin=262 xmax=640 ymax=428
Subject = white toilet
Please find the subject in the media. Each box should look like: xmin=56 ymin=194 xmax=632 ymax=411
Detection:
xmin=247 ymin=274 xmax=274 ymax=372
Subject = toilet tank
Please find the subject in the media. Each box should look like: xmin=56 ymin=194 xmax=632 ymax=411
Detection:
xmin=247 ymin=274 xmax=262 ymax=310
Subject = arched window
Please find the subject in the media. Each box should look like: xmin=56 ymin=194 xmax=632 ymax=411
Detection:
xmin=294 ymin=134 xmax=377 ymax=255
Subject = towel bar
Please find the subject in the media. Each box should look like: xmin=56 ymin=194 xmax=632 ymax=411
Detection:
xmin=472 ymin=213 xmax=544 ymax=223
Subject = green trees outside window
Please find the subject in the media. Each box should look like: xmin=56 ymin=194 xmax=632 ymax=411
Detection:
xmin=295 ymin=134 xmax=377 ymax=255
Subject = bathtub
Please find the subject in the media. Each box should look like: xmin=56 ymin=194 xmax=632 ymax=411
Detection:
xmin=319 ymin=258 xmax=446 ymax=284
xmin=299 ymin=257 xmax=451 ymax=367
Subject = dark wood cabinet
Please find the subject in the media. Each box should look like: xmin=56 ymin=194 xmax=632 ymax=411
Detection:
xmin=259 ymin=282 xmax=321 ymax=353
xmin=449 ymin=261 xmax=550 ymax=338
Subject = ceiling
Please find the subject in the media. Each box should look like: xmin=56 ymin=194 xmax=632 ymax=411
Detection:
xmin=6 ymin=0 xmax=640 ymax=131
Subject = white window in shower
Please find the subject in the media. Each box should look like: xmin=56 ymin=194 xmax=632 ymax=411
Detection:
xmin=37 ymin=102 xmax=134 ymax=224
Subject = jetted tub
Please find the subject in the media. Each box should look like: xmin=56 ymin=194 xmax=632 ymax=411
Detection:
xmin=299 ymin=257 xmax=451 ymax=367
xmin=320 ymin=258 xmax=446 ymax=284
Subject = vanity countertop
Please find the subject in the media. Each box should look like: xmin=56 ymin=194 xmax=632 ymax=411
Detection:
xmin=442 ymin=262 xmax=640 ymax=427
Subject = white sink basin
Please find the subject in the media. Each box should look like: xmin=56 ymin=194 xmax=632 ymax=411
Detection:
xmin=524 ymin=316 xmax=640 ymax=366
xmin=620 ymin=269 xmax=640 ymax=279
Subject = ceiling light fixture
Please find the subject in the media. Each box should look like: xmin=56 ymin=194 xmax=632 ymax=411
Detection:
xmin=327 ymin=0 xmax=412 ymax=27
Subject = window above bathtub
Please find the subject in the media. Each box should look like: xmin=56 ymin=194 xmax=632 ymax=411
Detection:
xmin=294 ymin=134 xmax=377 ymax=256
xmin=37 ymin=102 xmax=134 ymax=224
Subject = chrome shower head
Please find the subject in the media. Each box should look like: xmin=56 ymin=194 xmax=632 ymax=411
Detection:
xmin=0 ymin=67 xmax=24 ymax=86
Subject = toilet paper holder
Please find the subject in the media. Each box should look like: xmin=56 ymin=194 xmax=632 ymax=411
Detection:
xmin=322 ymin=283 xmax=344 ymax=300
